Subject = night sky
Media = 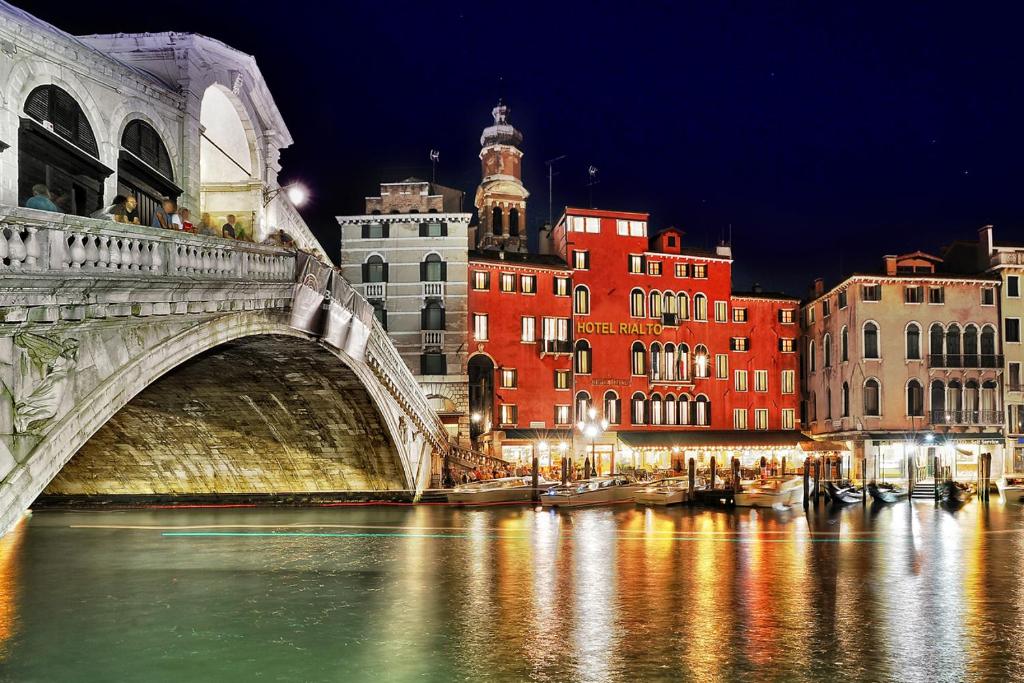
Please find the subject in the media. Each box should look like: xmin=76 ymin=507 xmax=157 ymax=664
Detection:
xmin=18 ymin=1 xmax=1024 ymax=295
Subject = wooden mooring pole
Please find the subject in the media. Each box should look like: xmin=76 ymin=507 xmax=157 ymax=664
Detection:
xmin=688 ymin=457 xmax=696 ymax=506
xmin=803 ymin=457 xmax=811 ymax=508
xmin=531 ymin=454 xmax=539 ymax=501
xmin=710 ymin=457 xmax=717 ymax=491
xmin=933 ymin=454 xmax=941 ymax=502
xmin=813 ymin=457 xmax=822 ymax=505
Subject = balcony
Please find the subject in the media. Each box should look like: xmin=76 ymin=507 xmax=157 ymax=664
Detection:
xmin=991 ymin=251 xmax=1024 ymax=267
xmin=930 ymin=409 xmax=1004 ymax=426
xmin=661 ymin=312 xmax=679 ymax=327
xmin=927 ymin=353 xmax=1003 ymax=369
xmin=364 ymin=282 xmax=387 ymax=300
xmin=422 ymin=330 xmax=444 ymax=348
xmin=540 ymin=338 xmax=572 ymax=356
xmin=649 ymin=372 xmax=694 ymax=386
xmin=422 ymin=281 xmax=445 ymax=298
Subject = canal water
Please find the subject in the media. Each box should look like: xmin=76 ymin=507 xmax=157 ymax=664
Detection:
xmin=0 ymin=501 xmax=1022 ymax=682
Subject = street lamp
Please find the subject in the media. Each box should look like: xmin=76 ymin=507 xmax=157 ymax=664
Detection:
xmin=263 ymin=182 xmax=309 ymax=207
xmin=577 ymin=408 xmax=609 ymax=479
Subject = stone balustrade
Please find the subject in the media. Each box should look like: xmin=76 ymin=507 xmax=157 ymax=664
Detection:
xmin=0 ymin=207 xmax=294 ymax=281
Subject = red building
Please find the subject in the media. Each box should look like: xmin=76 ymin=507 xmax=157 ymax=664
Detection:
xmin=468 ymin=206 xmax=803 ymax=473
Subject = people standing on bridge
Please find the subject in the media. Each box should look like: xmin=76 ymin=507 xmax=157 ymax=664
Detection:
xmin=152 ymin=199 xmax=182 ymax=230
xmin=179 ymin=207 xmax=195 ymax=233
xmin=222 ymin=215 xmax=238 ymax=239
xmin=24 ymin=184 xmax=60 ymax=212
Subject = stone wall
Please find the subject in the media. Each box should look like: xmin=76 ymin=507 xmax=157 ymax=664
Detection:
xmin=45 ymin=336 xmax=407 ymax=496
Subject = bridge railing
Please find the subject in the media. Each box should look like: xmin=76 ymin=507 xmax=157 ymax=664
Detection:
xmin=0 ymin=207 xmax=294 ymax=281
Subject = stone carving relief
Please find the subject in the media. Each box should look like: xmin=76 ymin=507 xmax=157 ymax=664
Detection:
xmin=12 ymin=332 xmax=79 ymax=434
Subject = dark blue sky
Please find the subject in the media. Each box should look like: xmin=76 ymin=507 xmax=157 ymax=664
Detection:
xmin=22 ymin=0 xmax=1024 ymax=295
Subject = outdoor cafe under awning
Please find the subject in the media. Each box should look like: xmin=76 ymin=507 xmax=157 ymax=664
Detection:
xmin=616 ymin=430 xmax=812 ymax=449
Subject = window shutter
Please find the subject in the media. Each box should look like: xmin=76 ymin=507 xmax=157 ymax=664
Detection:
xmin=644 ymin=399 xmax=651 ymax=424
xmin=706 ymin=402 xmax=712 ymax=425
xmin=421 ymin=308 xmax=428 ymax=328
xmin=440 ymin=262 xmax=447 ymax=281
xmin=585 ymin=252 xmax=591 ymax=269
xmin=441 ymin=223 xmax=448 ymax=237
xmin=361 ymin=263 xmax=369 ymax=282
xmin=361 ymin=224 xmax=369 ymax=239
xmin=689 ymin=401 xmax=697 ymax=424
xmin=382 ymin=223 xmax=390 ymax=239
xmin=777 ymin=310 xmax=784 ymax=322
xmin=439 ymin=308 xmax=447 ymax=328
xmin=615 ymin=399 xmax=622 ymax=421
xmin=382 ymin=263 xmax=389 ymax=282
xmin=778 ymin=338 xmax=783 ymax=351
xmin=419 ymin=262 xmax=427 ymax=281
xmin=419 ymin=223 xmax=427 ymax=237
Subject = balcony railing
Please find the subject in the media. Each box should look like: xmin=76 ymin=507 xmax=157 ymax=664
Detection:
xmin=422 ymin=281 xmax=445 ymax=298
xmin=422 ymin=330 xmax=444 ymax=347
xmin=930 ymin=409 xmax=1004 ymax=426
xmin=991 ymin=251 xmax=1024 ymax=267
xmin=364 ymin=282 xmax=387 ymax=299
xmin=927 ymin=353 xmax=1003 ymax=368
xmin=540 ymin=338 xmax=572 ymax=356
xmin=649 ymin=372 xmax=693 ymax=385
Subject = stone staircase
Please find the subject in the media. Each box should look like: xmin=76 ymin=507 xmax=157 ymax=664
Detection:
xmin=911 ymin=479 xmax=937 ymax=499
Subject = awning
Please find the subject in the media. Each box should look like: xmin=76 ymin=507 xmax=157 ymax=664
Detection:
xmin=502 ymin=429 xmax=573 ymax=441
xmin=800 ymin=440 xmax=850 ymax=452
xmin=616 ymin=430 xmax=811 ymax=449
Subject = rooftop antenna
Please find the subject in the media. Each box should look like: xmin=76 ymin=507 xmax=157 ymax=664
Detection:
xmin=587 ymin=165 xmax=600 ymax=208
xmin=429 ymin=149 xmax=439 ymax=185
xmin=545 ymin=155 xmax=567 ymax=227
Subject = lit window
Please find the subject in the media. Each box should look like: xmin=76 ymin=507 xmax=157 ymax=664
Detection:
xmin=754 ymin=370 xmax=768 ymax=392
xmin=555 ymin=369 xmax=571 ymax=389
xmin=629 ymin=220 xmax=646 ymax=237
xmin=675 ymin=263 xmax=689 ymax=278
xmin=554 ymin=276 xmax=570 ymax=296
xmin=781 ymin=409 xmax=796 ymax=430
xmin=694 ymin=294 xmax=708 ymax=321
xmin=473 ymin=313 xmax=488 ymax=341
xmin=574 ymin=341 xmax=592 ymax=374
xmin=542 ymin=317 xmax=570 ymax=342
xmin=628 ymin=254 xmax=645 ymax=274
xmin=730 ymin=337 xmax=749 ymax=352
xmin=692 ymin=264 xmax=707 ymax=278
xmin=732 ymin=308 xmax=747 ymax=322
xmin=734 ymin=408 xmax=748 ymax=430
xmin=630 ymin=289 xmax=646 ymax=317
xmin=573 ymin=250 xmax=590 ymax=270
xmin=754 ymin=408 xmax=768 ymax=430
xmin=779 ymin=309 xmax=794 ymax=324
xmin=781 ymin=370 xmax=795 ymax=394
xmin=585 ymin=216 xmax=601 ymax=233
xmin=715 ymin=354 xmax=728 ymax=379
xmin=715 ymin=301 xmax=728 ymax=322
xmin=500 ymin=404 xmax=517 ymax=425
xmin=647 ymin=261 xmax=662 ymax=276
xmin=735 ymin=370 xmax=748 ymax=392
xmin=779 ymin=338 xmax=795 ymax=353
xmin=649 ymin=291 xmax=662 ymax=318
xmin=520 ymin=274 xmax=536 ymax=294
xmin=472 ymin=271 xmax=490 ymax=290
xmin=574 ymin=286 xmax=590 ymax=315
xmin=500 ymin=273 xmax=515 ymax=292
xmin=631 ymin=341 xmax=647 ymax=376
xmin=500 ymin=368 xmax=517 ymax=388
xmin=554 ymin=405 xmax=570 ymax=425
xmin=521 ymin=316 xmax=536 ymax=342
xmin=616 ymin=219 xmax=629 ymax=236
xmin=568 ymin=216 xmax=585 ymax=232
xmin=693 ymin=345 xmax=710 ymax=378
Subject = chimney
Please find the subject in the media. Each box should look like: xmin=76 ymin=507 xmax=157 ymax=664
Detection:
xmin=978 ymin=224 xmax=994 ymax=270
xmin=883 ymin=255 xmax=897 ymax=276
xmin=813 ymin=278 xmax=825 ymax=297
xmin=752 ymin=282 xmax=763 ymax=294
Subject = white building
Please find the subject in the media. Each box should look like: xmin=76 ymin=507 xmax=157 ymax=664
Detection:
xmin=0 ymin=2 xmax=324 ymax=257
xmin=337 ymin=179 xmax=471 ymax=443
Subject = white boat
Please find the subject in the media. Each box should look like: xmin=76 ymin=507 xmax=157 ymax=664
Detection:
xmin=635 ymin=477 xmax=701 ymax=506
xmin=447 ymin=476 xmax=555 ymax=505
xmin=540 ymin=476 xmax=635 ymax=508
xmin=996 ymin=476 xmax=1024 ymax=505
xmin=735 ymin=477 xmax=804 ymax=508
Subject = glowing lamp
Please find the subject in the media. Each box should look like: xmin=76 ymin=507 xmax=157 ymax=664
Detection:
xmin=471 ymin=412 xmax=481 ymax=423
xmin=588 ymin=407 xmax=598 ymax=420
xmin=286 ymin=184 xmax=308 ymax=206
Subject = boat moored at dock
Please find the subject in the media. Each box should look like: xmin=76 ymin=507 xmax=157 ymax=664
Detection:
xmin=734 ymin=477 xmax=803 ymax=508
xmin=447 ymin=476 xmax=555 ymax=505
xmin=635 ymin=477 xmax=699 ymax=506
xmin=540 ymin=476 xmax=635 ymax=508
xmin=868 ymin=482 xmax=908 ymax=504
xmin=996 ymin=476 xmax=1024 ymax=505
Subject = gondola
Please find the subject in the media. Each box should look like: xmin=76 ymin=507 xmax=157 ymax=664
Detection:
xmin=867 ymin=482 xmax=908 ymax=504
xmin=938 ymin=480 xmax=973 ymax=507
xmin=826 ymin=481 xmax=864 ymax=505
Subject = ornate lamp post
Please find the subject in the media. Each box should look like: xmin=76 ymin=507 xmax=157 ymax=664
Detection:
xmin=577 ymin=407 xmax=609 ymax=479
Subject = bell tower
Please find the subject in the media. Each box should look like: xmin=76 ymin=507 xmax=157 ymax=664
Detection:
xmin=474 ymin=101 xmax=529 ymax=252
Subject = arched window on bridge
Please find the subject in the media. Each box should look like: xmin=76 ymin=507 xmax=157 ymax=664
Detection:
xmin=19 ymin=84 xmax=111 ymax=216
xmin=118 ymin=119 xmax=181 ymax=227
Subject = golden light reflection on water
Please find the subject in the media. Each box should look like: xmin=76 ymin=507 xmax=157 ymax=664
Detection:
xmin=0 ymin=518 xmax=24 ymax=659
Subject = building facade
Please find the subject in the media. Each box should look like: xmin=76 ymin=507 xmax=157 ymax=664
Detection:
xmin=801 ymin=251 xmax=1004 ymax=481
xmin=0 ymin=5 xmax=322 ymax=255
xmin=337 ymin=179 xmax=472 ymax=442
xmin=469 ymin=206 xmax=803 ymax=473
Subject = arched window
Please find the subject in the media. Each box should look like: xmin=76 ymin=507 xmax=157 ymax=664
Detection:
xmin=863 ymin=322 xmax=880 ymax=359
xmin=981 ymin=325 xmax=997 ymax=360
xmin=364 ymin=254 xmax=387 ymax=282
xmin=604 ymin=391 xmax=621 ymax=425
xmin=808 ymin=340 xmax=816 ymax=372
xmin=840 ymin=326 xmax=849 ymax=362
xmin=964 ymin=379 xmax=980 ymax=416
xmin=906 ymin=322 xmax=921 ymax=360
xmin=421 ymin=300 xmax=445 ymax=330
xmin=663 ymin=292 xmax=677 ymax=316
xmin=650 ymin=342 xmax=662 ymax=380
xmin=864 ymin=378 xmax=881 ymax=416
xmin=982 ymin=380 xmax=999 ymax=414
xmin=665 ymin=394 xmax=677 ymax=425
xmin=907 ymin=379 xmax=924 ymax=417
xmin=21 ymin=84 xmax=108 ymax=216
xmin=826 ymin=387 xmax=832 ymax=419
xmin=678 ymin=292 xmax=690 ymax=320
xmin=809 ymin=391 xmax=817 ymax=421
xmin=650 ymin=393 xmax=664 ymax=425
xmin=574 ymin=340 xmax=592 ymax=374
xmin=929 ymin=323 xmax=944 ymax=361
xmin=948 ymin=379 xmax=963 ymax=412
xmin=119 ymin=119 xmax=179 ymax=227
xmin=842 ymin=382 xmax=850 ymax=417
xmin=574 ymin=286 xmax=590 ymax=315
xmin=631 ymin=392 xmax=647 ymax=425
xmin=631 ymin=341 xmax=647 ymax=376
xmin=930 ymin=380 xmax=946 ymax=416
xmin=823 ymin=333 xmax=832 ymax=368
xmin=693 ymin=344 xmax=709 ymax=378
xmin=694 ymin=293 xmax=708 ymax=321
xmin=678 ymin=343 xmax=690 ymax=381
xmin=630 ymin=288 xmax=646 ymax=317
xmin=678 ymin=394 xmax=690 ymax=425
xmin=964 ymin=324 xmax=979 ymax=363
xmin=946 ymin=324 xmax=961 ymax=361
xmin=649 ymin=290 xmax=662 ymax=318
xmin=575 ymin=391 xmax=592 ymax=420
xmin=421 ymin=253 xmax=445 ymax=281
xmin=664 ymin=343 xmax=677 ymax=381
xmin=694 ymin=395 xmax=710 ymax=426
xmin=491 ymin=206 xmax=503 ymax=233
xmin=508 ymin=207 xmax=520 ymax=237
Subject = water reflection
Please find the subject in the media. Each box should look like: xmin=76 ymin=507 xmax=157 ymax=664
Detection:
xmin=0 ymin=502 xmax=1022 ymax=681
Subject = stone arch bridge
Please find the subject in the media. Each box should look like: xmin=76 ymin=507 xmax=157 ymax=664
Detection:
xmin=0 ymin=208 xmax=475 ymax=536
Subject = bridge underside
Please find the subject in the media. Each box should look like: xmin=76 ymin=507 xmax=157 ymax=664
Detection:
xmin=43 ymin=336 xmax=407 ymax=498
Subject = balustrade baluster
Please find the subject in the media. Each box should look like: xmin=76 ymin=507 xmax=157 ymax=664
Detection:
xmin=23 ymin=227 xmax=40 ymax=269
xmin=128 ymin=239 xmax=142 ymax=270
xmin=83 ymin=234 xmax=100 ymax=269
xmin=68 ymin=233 xmax=86 ymax=269
xmin=0 ymin=228 xmax=9 ymax=265
xmin=96 ymin=234 xmax=109 ymax=268
xmin=108 ymin=238 xmax=122 ymax=270
xmin=149 ymin=241 xmax=163 ymax=273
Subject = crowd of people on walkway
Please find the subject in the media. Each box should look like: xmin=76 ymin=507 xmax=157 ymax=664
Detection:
xmin=23 ymin=184 xmax=296 ymax=248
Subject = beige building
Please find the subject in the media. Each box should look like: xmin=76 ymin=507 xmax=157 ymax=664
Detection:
xmin=801 ymin=251 xmax=1003 ymax=481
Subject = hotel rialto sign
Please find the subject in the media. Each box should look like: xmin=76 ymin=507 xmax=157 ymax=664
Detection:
xmin=577 ymin=321 xmax=664 ymax=335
